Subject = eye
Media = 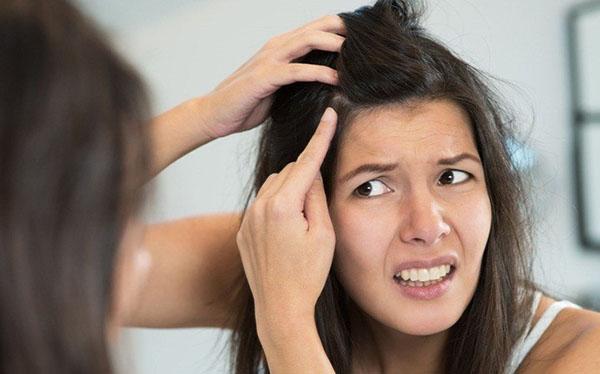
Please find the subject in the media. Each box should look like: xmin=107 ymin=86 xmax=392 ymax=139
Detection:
xmin=438 ymin=170 xmax=471 ymax=185
xmin=354 ymin=180 xmax=392 ymax=197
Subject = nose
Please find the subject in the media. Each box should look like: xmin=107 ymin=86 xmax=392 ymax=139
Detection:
xmin=397 ymin=189 xmax=451 ymax=246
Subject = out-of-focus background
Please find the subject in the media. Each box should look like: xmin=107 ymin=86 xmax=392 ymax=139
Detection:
xmin=76 ymin=0 xmax=600 ymax=373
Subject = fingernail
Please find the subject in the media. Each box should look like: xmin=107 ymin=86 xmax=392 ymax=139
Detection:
xmin=322 ymin=107 xmax=337 ymax=124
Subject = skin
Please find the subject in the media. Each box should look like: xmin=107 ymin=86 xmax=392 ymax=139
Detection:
xmin=233 ymin=98 xmax=600 ymax=372
xmin=124 ymin=89 xmax=600 ymax=372
xmin=148 ymin=15 xmax=345 ymax=178
xmin=108 ymin=13 xmax=600 ymax=373
xmin=123 ymin=79 xmax=600 ymax=373
xmin=108 ymin=218 xmax=150 ymax=339
xmin=330 ymin=99 xmax=492 ymax=372
xmin=237 ymin=108 xmax=338 ymax=373
xmin=115 ymin=14 xmax=346 ymax=330
xmin=517 ymin=297 xmax=600 ymax=372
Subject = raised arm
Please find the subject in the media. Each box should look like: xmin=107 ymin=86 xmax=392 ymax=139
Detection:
xmin=147 ymin=15 xmax=345 ymax=178
xmin=124 ymin=213 xmax=242 ymax=328
xmin=124 ymin=16 xmax=346 ymax=329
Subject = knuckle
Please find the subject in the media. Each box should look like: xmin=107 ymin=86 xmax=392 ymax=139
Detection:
xmin=263 ymin=175 xmax=273 ymax=185
xmin=295 ymin=23 xmax=310 ymax=33
xmin=250 ymin=68 xmax=267 ymax=85
xmin=287 ymin=63 xmax=303 ymax=77
xmin=251 ymin=199 xmax=267 ymax=215
xmin=298 ymin=30 xmax=318 ymax=47
xmin=323 ymin=14 xmax=337 ymax=23
xmin=298 ymin=152 xmax=315 ymax=165
xmin=277 ymin=161 xmax=295 ymax=177
xmin=250 ymin=55 xmax=269 ymax=71
xmin=264 ymin=172 xmax=278 ymax=183
xmin=329 ymin=14 xmax=344 ymax=27
xmin=282 ymin=161 xmax=296 ymax=171
xmin=264 ymin=35 xmax=281 ymax=49
xmin=266 ymin=195 xmax=290 ymax=217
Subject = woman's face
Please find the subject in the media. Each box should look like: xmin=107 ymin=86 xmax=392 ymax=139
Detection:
xmin=330 ymin=99 xmax=492 ymax=336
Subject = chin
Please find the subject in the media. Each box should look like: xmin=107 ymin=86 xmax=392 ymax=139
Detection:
xmin=361 ymin=299 xmax=465 ymax=337
xmin=391 ymin=310 xmax=462 ymax=336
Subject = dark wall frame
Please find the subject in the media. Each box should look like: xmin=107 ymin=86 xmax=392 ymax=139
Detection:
xmin=567 ymin=0 xmax=600 ymax=250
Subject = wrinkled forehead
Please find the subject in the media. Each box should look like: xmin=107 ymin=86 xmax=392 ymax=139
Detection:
xmin=336 ymin=99 xmax=478 ymax=164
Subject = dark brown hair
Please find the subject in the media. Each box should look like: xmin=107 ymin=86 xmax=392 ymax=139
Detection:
xmin=0 ymin=0 xmax=149 ymax=372
xmin=230 ymin=1 xmax=536 ymax=373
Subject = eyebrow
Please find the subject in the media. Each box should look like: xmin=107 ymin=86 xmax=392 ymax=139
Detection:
xmin=338 ymin=152 xmax=481 ymax=184
xmin=437 ymin=153 xmax=481 ymax=166
xmin=339 ymin=163 xmax=398 ymax=184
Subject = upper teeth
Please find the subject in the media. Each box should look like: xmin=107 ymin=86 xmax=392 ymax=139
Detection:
xmin=395 ymin=264 xmax=452 ymax=282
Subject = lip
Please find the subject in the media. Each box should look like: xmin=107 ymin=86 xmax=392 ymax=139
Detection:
xmin=392 ymin=254 xmax=458 ymax=275
xmin=393 ymin=267 xmax=456 ymax=301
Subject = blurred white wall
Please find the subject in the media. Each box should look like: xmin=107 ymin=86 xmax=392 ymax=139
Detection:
xmin=76 ymin=0 xmax=600 ymax=373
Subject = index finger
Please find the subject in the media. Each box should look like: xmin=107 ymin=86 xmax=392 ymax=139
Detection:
xmin=301 ymin=15 xmax=346 ymax=36
xmin=280 ymin=107 xmax=337 ymax=197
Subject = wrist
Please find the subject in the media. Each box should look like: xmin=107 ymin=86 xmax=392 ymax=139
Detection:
xmin=255 ymin=307 xmax=316 ymax=346
xmin=256 ymin=315 xmax=334 ymax=374
xmin=188 ymin=95 xmax=220 ymax=143
xmin=147 ymin=95 xmax=217 ymax=177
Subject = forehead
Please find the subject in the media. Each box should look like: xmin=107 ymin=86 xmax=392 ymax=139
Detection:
xmin=338 ymin=99 xmax=477 ymax=162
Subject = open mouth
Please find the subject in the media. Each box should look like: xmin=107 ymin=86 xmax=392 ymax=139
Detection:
xmin=393 ymin=264 xmax=456 ymax=288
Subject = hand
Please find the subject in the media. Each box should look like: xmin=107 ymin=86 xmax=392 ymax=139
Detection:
xmin=202 ymin=16 xmax=345 ymax=140
xmin=236 ymin=108 xmax=337 ymax=326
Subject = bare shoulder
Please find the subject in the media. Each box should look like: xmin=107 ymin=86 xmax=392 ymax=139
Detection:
xmin=546 ymin=306 xmax=600 ymax=372
xmin=520 ymin=296 xmax=600 ymax=373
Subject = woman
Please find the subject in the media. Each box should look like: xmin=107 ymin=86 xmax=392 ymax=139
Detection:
xmin=233 ymin=0 xmax=600 ymax=373
xmin=0 ymin=0 xmax=344 ymax=372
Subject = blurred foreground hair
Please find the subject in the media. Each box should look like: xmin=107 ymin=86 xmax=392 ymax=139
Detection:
xmin=0 ymin=1 xmax=149 ymax=372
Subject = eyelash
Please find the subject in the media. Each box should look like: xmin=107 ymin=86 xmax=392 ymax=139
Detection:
xmin=353 ymin=169 xmax=473 ymax=198
xmin=353 ymin=179 xmax=391 ymax=198
xmin=437 ymin=169 xmax=473 ymax=186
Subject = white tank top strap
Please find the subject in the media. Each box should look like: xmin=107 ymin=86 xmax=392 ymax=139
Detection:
xmin=506 ymin=291 xmax=581 ymax=373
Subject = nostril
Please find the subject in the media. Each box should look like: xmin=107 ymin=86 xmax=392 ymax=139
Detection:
xmin=399 ymin=222 xmax=450 ymax=246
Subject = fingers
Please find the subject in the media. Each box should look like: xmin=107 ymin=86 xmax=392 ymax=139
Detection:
xmin=304 ymin=173 xmax=334 ymax=232
xmin=263 ymin=21 xmax=345 ymax=58
xmin=301 ymin=15 xmax=346 ymax=35
xmin=255 ymin=173 xmax=279 ymax=200
xmin=282 ymin=30 xmax=345 ymax=61
xmin=281 ymin=108 xmax=337 ymax=198
xmin=223 ymin=15 xmax=344 ymax=112
xmin=258 ymin=16 xmax=345 ymax=86
xmin=256 ymin=161 xmax=295 ymax=200
xmin=254 ymin=107 xmax=337 ymax=212
xmin=274 ymin=64 xmax=338 ymax=86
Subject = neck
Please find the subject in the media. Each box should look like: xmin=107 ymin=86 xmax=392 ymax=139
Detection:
xmin=349 ymin=303 xmax=448 ymax=373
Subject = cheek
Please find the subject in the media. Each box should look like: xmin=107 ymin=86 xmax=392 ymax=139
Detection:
xmin=330 ymin=201 xmax=396 ymax=286
xmin=473 ymin=193 xmax=492 ymax=248
xmin=453 ymin=191 xmax=492 ymax=277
